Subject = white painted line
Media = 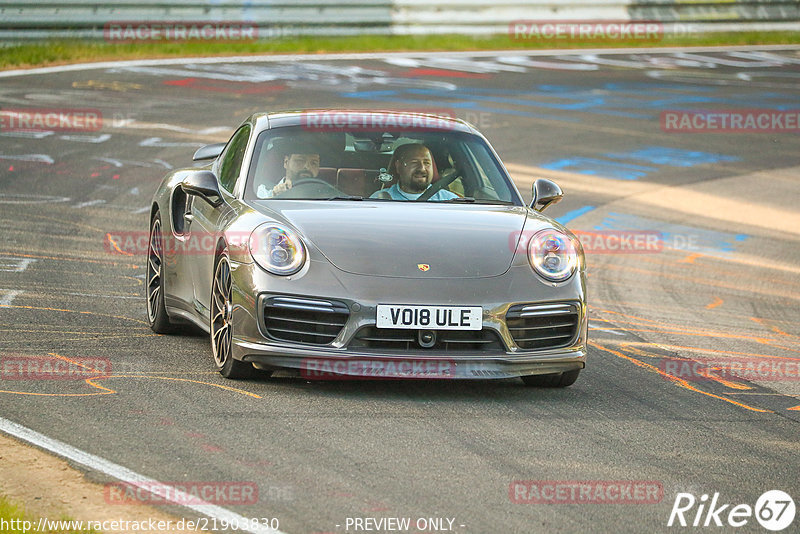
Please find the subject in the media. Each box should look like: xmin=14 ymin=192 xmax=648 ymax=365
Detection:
xmin=0 ymin=45 xmax=797 ymax=78
xmin=0 ymin=194 xmax=70 ymax=205
xmin=0 ymin=257 xmax=36 ymax=273
xmin=153 ymin=159 xmax=174 ymax=170
xmin=0 ymin=154 xmax=54 ymax=164
xmin=139 ymin=137 xmax=201 ymax=148
xmin=121 ymin=121 xmax=229 ymax=135
xmin=59 ymin=133 xmax=111 ymax=143
xmin=588 ymin=322 xmax=626 ymax=336
xmin=73 ymin=199 xmax=106 ymax=209
xmin=94 ymin=157 xmax=173 ymax=169
xmin=0 ymin=290 xmax=23 ymax=306
xmin=95 ymin=156 xmax=124 ymax=167
xmin=0 ymin=130 xmax=55 ymax=139
xmin=0 ymin=417 xmax=286 ymax=534
xmin=133 ymin=206 xmax=152 ymax=214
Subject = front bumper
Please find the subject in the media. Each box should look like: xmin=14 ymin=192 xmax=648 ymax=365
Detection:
xmin=237 ymin=340 xmax=585 ymax=379
xmin=227 ymin=258 xmax=588 ymax=380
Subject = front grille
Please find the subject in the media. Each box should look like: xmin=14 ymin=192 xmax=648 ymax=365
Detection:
xmin=262 ymin=296 xmax=349 ymax=345
xmin=350 ymin=327 xmax=503 ymax=352
xmin=506 ymin=302 xmax=580 ymax=350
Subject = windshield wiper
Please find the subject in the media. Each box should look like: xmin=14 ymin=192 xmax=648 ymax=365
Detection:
xmin=325 ymin=195 xmax=364 ymax=201
xmin=447 ymin=198 xmax=516 ymax=205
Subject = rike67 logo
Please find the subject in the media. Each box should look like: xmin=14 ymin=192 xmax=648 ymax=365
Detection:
xmin=668 ymin=490 xmax=795 ymax=531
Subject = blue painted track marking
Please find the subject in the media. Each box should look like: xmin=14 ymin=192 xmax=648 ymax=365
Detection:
xmin=606 ymin=147 xmax=740 ymax=167
xmin=542 ymin=146 xmax=739 ymax=180
xmin=541 ymin=157 xmax=656 ymax=181
xmin=555 ymin=206 xmax=596 ymax=226
xmin=591 ymin=212 xmax=750 ymax=256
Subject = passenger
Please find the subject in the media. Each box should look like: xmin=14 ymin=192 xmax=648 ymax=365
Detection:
xmin=370 ymin=144 xmax=457 ymax=201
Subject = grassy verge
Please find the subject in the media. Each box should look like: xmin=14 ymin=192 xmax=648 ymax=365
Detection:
xmin=1 ymin=31 xmax=799 ymax=70
xmin=0 ymin=494 xmax=98 ymax=534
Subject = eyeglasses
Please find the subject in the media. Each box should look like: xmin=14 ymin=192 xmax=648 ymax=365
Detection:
xmin=401 ymin=158 xmax=432 ymax=168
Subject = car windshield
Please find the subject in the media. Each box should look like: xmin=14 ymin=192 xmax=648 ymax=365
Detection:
xmin=244 ymin=126 xmax=521 ymax=205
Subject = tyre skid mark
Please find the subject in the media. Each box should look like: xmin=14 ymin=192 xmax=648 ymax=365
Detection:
xmin=633 ymin=253 xmax=800 ymax=291
xmin=0 ymin=304 xmax=148 ymax=325
xmin=621 ymin=343 xmax=753 ymax=391
xmin=0 ymin=251 xmax=139 ymax=269
xmin=0 ymin=354 xmax=261 ymax=399
xmin=598 ymin=263 xmax=800 ymax=302
xmin=589 ymin=341 xmax=771 ymax=413
xmin=750 ymin=317 xmax=794 ymax=339
xmin=592 ymin=308 xmax=800 ymax=354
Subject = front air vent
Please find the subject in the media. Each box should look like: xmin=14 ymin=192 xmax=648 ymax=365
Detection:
xmin=506 ymin=302 xmax=580 ymax=350
xmin=263 ymin=296 xmax=349 ymax=345
xmin=350 ymin=327 xmax=504 ymax=352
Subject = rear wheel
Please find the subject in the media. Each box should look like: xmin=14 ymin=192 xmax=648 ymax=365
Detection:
xmin=147 ymin=211 xmax=175 ymax=333
xmin=521 ymin=369 xmax=580 ymax=388
xmin=211 ymin=249 xmax=253 ymax=379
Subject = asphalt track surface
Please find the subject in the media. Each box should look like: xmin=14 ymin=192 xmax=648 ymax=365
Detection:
xmin=1 ymin=46 xmax=799 ymax=533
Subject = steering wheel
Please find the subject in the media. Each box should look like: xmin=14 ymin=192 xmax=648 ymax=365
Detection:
xmin=291 ymin=178 xmax=334 ymax=188
xmin=269 ymin=177 xmax=342 ymax=199
xmin=416 ymin=168 xmax=460 ymax=202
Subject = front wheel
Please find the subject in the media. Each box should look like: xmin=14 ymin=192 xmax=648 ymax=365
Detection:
xmin=210 ymin=249 xmax=253 ymax=379
xmin=521 ymin=369 xmax=580 ymax=388
xmin=147 ymin=211 xmax=175 ymax=334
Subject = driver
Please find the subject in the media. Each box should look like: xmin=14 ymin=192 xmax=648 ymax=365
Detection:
xmin=257 ymin=151 xmax=320 ymax=198
xmin=370 ymin=143 xmax=457 ymax=201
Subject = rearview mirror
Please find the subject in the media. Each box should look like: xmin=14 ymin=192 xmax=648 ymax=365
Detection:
xmin=181 ymin=171 xmax=223 ymax=207
xmin=531 ymin=179 xmax=563 ymax=212
xmin=192 ymin=143 xmax=226 ymax=161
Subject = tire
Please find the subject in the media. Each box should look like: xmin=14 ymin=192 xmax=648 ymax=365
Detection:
xmin=210 ymin=249 xmax=253 ymax=379
xmin=521 ymin=369 xmax=580 ymax=388
xmin=147 ymin=211 xmax=176 ymax=334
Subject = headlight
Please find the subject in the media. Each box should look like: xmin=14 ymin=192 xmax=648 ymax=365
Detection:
xmin=249 ymin=223 xmax=306 ymax=275
xmin=527 ymin=229 xmax=578 ymax=282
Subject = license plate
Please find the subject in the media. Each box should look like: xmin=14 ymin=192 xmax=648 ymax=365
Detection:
xmin=376 ymin=305 xmax=482 ymax=330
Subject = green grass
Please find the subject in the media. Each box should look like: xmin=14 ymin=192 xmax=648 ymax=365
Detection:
xmin=1 ymin=31 xmax=798 ymax=70
xmin=0 ymin=494 xmax=98 ymax=534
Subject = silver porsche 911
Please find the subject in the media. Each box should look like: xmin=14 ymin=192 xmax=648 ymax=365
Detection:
xmin=147 ymin=110 xmax=587 ymax=386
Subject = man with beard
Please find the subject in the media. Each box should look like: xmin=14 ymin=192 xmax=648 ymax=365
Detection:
xmin=370 ymin=143 xmax=458 ymax=201
xmin=257 ymin=151 xmax=320 ymax=198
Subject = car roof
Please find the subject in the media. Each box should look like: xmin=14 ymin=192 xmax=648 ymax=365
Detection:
xmin=246 ymin=110 xmax=478 ymax=134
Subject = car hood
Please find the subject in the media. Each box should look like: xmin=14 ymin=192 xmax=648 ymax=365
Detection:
xmin=251 ymin=201 xmax=534 ymax=279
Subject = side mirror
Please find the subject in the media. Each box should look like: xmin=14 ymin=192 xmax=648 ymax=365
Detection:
xmin=530 ymin=178 xmax=563 ymax=212
xmin=192 ymin=143 xmax=226 ymax=161
xmin=181 ymin=171 xmax=223 ymax=207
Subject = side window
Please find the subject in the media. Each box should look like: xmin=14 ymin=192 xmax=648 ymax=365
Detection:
xmin=217 ymin=126 xmax=251 ymax=193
